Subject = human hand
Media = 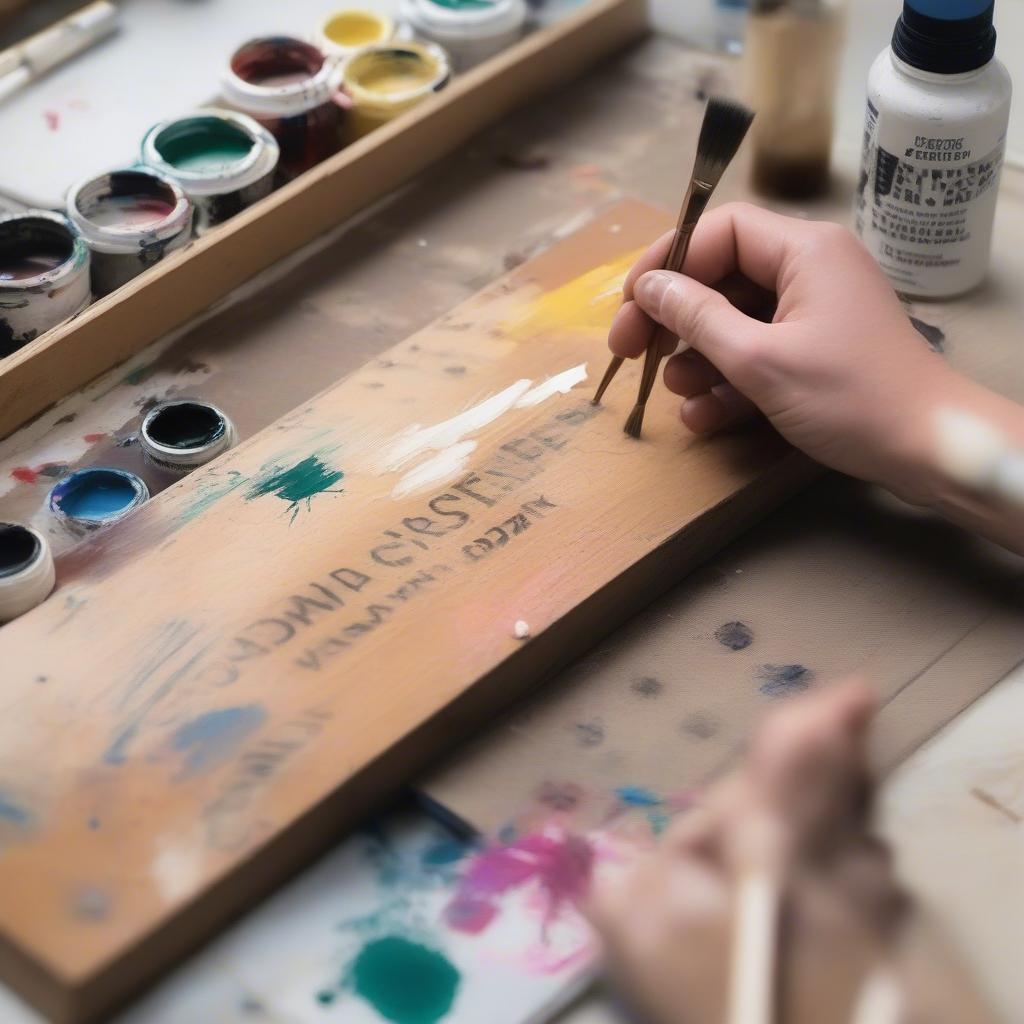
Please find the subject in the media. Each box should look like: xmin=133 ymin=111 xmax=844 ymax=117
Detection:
xmin=608 ymin=203 xmax=960 ymax=505
xmin=585 ymin=681 xmax=993 ymax=1024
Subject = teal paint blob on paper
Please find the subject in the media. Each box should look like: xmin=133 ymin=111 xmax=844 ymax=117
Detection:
xmin=350 ymin=936 xmax=460 ymax=1024
xmin=172 ymin=705 xmax=266 ymax=777
xmin=0 ymin=789 xmax=31 ymax=825
xmin=421 ymin=838 xmax=468 ymax=867
xmin=615 ymin=785 xmax=661 ymax=808
xmin=246 ymin=455 xmax=343 ymax=520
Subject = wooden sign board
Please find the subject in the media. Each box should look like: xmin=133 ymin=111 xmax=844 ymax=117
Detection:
xmin=0 ymin=201 xmax=814 ymax=1022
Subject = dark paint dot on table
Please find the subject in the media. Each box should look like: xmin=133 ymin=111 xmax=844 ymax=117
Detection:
xmin=88 ymin=817 xmax=100 ymax=830
xmin=35 ymin=675 xmax=47 ymax=684
xmin=715 ymin=621 xmax=754 ymax=651
xmin=682 ymin=712 xmax=720 ymax=740
xmin=315 ymin=990 xmax=336 ymax=1006
xmin=443 ymin=365 xmax=467 ymax=376
xmin=574 ymin=721 xmax=605 ymax=747
xmin=240 ymin=995 xmax=267 ymax=1015
xmin=72 ymin=885 xmax=110 ymax=921
xmin=757 ymin=663 xmax=814 ymax=698
xmin=631 ymin=676 xmax=663 ymax=698
xmin=536 ymin=780 xmax=584 ymax=812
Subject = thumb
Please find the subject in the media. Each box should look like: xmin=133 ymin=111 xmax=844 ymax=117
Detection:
xmin=634 ymin=270 xmax=760 ymax=376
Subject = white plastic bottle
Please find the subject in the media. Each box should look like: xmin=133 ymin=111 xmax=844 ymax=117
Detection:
xmin=854 ymin=0 xmax=1012 ymax=299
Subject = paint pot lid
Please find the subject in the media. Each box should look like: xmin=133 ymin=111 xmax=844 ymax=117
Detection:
xmin=0 ymin=210 xmax=89 ymax=291
xmin=66 ymin=169 xmax=193 ymax=253
xmin=400 ymin=0 xmax=527 ymax=35
xmin=222 ymin=37 xmax=345 ymax=117
xmin=894 ymin=0 xmax=997 ymax=74
xmin=0 ymin=522 xmax=56 ymax=624
xmin=48 ymin=467 xmax=150 ymax=529
xmin=343 ymin=42 xmax=451 ymax=106
xmin=316 ymin=9 xmax=396 ymax=59
xmin=141 ymin=109 xmax=279 ymax=197
xmin=140 ymin=399 xmax=235 ymax=470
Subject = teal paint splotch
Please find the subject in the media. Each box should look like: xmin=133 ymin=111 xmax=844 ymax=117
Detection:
xmin=421 ymin=838 xmax=468 ymax=868
xmin=615 ymin=785 xmax=662 ymax=808
xmin=349 ymin=936 xmax=459 ymax=1024
xmin=172 ymin=705 xmax=265 ymax=778
xmin=246 ymin=455 xmax=343 ymax=522
xmin=178 ymin=470 xmax=248 ymax=525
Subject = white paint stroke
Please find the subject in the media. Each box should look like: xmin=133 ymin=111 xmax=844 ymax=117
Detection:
xmin=392 ymin=440 xmax=477 ymax=499
xmin=514 ymin=363 xmax=588 ymax=408
xmin=152 ymin=834 xmax=205 ymax=905
xmin=379 ymin=379 xmax=532 ymax=471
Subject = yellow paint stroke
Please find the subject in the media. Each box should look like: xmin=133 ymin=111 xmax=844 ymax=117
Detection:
xmin=503 ymin=246 xmax=645 ymax=341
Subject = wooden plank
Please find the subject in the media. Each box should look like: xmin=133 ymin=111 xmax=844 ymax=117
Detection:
xmin=0 ymin=0 xmax=648 ymax=441
xmin=0 ymin=200 xmax=815 ymax=1023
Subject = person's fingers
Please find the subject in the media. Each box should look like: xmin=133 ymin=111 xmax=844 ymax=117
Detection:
xmin=623 ymin=230 xmax=675 ymax=300
xmin=608 ymin=300 xmax=655 ymax=359
xmin=680 ymin=385 xmax=758 ymax=434
xmin=664 ymin=350 xmax=723 ymax=397
xmin=679 ymin=202 xmax=802 ymax=292
xmin=634 ymin=270 xmax=766 ymax=381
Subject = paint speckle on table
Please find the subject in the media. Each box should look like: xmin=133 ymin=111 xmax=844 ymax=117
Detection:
xmin=536 ymin=781 xmax=584 ymax=812
xmin=681 ymin=712 xmax=720 ymax=740
xmin=43 ymin=109 xmax=59 ymax=131
xmin=630 ymin=676 xmax=663 ymax=698
xmin=909 ymin=316 xmax=945 ymax=352
xmin=615 ymin=785 xmax=661 ymax=808
xmin=573 ymin=721 xmax=604 ymax=747
xmin=757 ymin=663 xmax=814 ymax=698
xmin=349 ymin=936 xmax=460 ymax=1024
xmin=513 ymin=619 xmax=530 ymax=639
xmin=246 ymin=455 xmax=344 ymax=521
xmin=715 ymin=620 xmax=754 ymax=651
xmin=171 ymin=704 xmax=266 ymax=777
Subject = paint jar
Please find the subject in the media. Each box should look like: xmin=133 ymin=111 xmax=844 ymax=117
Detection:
xmin=140 ymin=110 xmax=279 ymax=233
xmin=399 ymin=0 xmax=526 ymax=70
xmin=316 ymin=9 xmax=396 ymax=62
xmin=744 ymin=0 xmax=846 ymax=199
xmin=342 ymin=43 xmax=451 ymax=142
xmin=221 ymin=37 xmax=347 ymax=181
xmin=140 ymin=399 xmax=236 ymax=475
xmin=0 ymin=211 xmax=90 ymax=357
xmin=0 ymin=523 xmax=55 ymax=624
xmin=66 ymin=169 xmax=193 ymax=298
xmin=49 ymin=467 xmax=150 ymax=535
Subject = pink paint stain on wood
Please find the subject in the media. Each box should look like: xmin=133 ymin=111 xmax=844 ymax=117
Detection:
xmin=10 ymin=467 xmax=39 ymax=484
xmin=83 ymin=433 xmax=105 ymax=443
xmin=445 ymin=827 xmax=593 ymax=936
xmin=43 ymin=110 xmax=60 ymax=132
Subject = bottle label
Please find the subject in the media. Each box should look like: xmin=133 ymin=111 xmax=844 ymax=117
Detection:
xmin=854 ymin=96 xmax=1007 ymax=296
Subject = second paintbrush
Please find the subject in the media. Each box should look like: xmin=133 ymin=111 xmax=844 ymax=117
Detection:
xmin=593 ymin=97 xmax=754 ymax=438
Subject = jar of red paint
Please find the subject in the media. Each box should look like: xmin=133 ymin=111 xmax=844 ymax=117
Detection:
xmin=221 ymin=37 xmax=348 ymax=182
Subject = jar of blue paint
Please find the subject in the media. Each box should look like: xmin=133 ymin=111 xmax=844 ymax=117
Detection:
xmin=48 ymin=467 xmax=150 ymax=535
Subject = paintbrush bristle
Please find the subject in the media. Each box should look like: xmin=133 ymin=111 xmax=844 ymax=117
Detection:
xmin=623 ymin=403 xmax=646 ymax=439
xmin=693 ymin=97 xmax=755 ymax=188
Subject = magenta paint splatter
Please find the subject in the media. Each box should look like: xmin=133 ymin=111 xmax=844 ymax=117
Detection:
xmin=444 ymin=827 xmax=593 ymax=936
xmin=43 ymin=110 xmax=60 ymax=131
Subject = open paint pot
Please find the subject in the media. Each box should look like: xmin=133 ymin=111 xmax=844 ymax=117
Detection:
xmin=399 ymin=0 xmax=526 ymax=70
xmin=49 ymin=467 xmax=150 ymax=535
xmin=140 ymin=399 xmax=236 ymax=474
xmin=141 ymin=110 xmax=279 ymax=233
xmin=0 ymin=211 xmax=90 ymax=357
xmin=342 ymin=42 xmax=451 ymax=142
xmin=221 ymin=37 xmax=346 ymax=181
xmin=316 ymin=8 xmax=396 ymax=61
xmin=0 ymin=523 xmax=55 ymax=624
xmin=66 ymin=169 xmax=193 ymax=298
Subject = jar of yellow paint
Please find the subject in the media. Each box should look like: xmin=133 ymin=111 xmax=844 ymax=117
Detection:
xmin=342 ymin=42 xmax=451 ymax=142
xmin=315 ymin=9 xmax=396 ymax=62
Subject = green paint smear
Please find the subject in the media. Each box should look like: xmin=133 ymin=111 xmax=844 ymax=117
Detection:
xmin=350 ymin=936 xmax=459 ymax=1024
xmin=246 ymin=455 xmax=343 ymax=517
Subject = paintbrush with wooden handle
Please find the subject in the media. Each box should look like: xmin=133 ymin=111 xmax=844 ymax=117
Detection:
xmin=592 ymin=98 xmax=753 ymax=433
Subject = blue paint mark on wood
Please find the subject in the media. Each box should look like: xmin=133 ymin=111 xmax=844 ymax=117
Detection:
xmin=0 ymin=790 xmax=30 ymax=826
xmin=172 ymin=705 xmax=266 ymax=777
xmin=615 ymin=785 xmax=662 ymax=807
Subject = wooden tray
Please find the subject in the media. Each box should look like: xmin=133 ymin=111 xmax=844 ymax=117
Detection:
xmin=0 ymin=0 xmax=647 ymax=441
xmin=0 ymin=200 xmax=814 ymax=1023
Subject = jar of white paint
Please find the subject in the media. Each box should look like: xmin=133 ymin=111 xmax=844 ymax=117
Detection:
xmin=399 ymin=0 xmax=527 ymax=71
xmin=855 ymin=0 xmax=1012 ymax=299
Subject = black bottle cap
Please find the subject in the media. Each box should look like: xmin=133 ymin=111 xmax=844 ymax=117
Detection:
xmin=892 ymin=0 xmax=997 ymax=74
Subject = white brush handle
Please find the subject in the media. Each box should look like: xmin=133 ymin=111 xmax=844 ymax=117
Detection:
xmin=728 ymin=870 xmax=779 ymax=1024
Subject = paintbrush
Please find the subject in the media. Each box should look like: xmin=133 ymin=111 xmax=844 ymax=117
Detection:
xmin=727 ymin=866 xmax=781 ymax=1024
xmin=592 ymin=98 xmax=753 ymax=433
